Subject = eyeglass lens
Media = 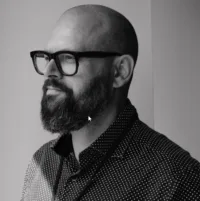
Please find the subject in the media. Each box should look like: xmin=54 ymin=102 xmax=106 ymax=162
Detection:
xmin=34 ymin=53 xmax=76 ymax=75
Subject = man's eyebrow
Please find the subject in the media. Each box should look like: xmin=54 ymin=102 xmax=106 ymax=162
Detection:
xmin=43 ymin=48 xmax=56 ymax=53
xmin=43 ymin=48 xmax=76 ymax=53
xmin=42 ymin=48 xmax=51 ymax=52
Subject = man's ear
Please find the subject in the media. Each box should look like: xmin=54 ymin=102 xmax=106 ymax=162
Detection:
xmin=113 ymin=55 xmax=135 ymax=88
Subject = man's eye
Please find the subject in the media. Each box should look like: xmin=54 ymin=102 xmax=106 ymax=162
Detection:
xmin=64 ymin=55 xmax=74 ymax=60
xmin=59 ymin=54 xmax=75 ymax=63
xmin=44 ymin=55 xmax=50 ymax=61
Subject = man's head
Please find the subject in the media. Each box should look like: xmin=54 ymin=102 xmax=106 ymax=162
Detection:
xmin=36 ymin=4 xmax=138 ymax=134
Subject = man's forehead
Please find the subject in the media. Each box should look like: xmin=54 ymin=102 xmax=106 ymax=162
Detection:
xmin=46 ymin=10 xmax=109 ymax=52
xmin=46 ymin=27 xmax=84 ymax=52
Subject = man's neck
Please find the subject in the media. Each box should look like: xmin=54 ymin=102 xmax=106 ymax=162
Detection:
xmin=71 ymin=98 xmax=126 ymax=162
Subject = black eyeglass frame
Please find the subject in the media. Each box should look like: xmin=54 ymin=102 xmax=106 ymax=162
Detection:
xmin=30 ymin=50 xmax=122 ymax=76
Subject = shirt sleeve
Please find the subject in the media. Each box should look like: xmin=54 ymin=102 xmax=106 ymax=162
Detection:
xmin=20 ymin=144 xmax=47 ymax=201
xmin=172 ymin=165 xmax=200 ymax=200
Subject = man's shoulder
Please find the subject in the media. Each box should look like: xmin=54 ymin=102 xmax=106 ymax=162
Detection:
xmin=21 ymin=138 xmax=61 ymax=200
xmin=128 ymin=119 xmax=200 ymax=175
xmin=32 ymin=138 xmax=58 ymax=161
xmin=124 ymin=119 xmax=200 ymax=198
xmin=24 ymin=137 xmax=60 ymax=182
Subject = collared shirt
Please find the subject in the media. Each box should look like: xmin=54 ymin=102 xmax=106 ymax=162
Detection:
xmin=21 ymin=99 xmax=200 ymax=201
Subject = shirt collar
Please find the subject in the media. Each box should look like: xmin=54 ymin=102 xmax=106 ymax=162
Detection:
xmin=50 ymin=98 xmax=139 ymax=159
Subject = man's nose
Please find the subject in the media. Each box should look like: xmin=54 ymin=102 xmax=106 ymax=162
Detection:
xmin=44 ymin=59 xmax=62 ymax=79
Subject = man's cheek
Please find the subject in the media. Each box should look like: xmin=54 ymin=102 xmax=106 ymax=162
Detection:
xmin=70 ymin=77 xmax=89 ymax=95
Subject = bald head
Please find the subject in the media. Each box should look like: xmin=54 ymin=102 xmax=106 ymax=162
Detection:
xmin=50 ymin=4 xmax=138 ymax=65
xmin=41 ymin=5 xmax=138 ymax=133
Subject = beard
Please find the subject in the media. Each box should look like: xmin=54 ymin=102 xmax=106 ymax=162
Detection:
xmin=40 ymin=71 xmax=113 ymax=134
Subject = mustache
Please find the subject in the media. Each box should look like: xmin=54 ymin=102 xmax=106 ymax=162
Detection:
xmin=42 ymin=79 xmax=71 ymax=93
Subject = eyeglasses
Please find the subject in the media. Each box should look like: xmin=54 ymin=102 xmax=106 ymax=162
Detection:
xmin=30 ymin=50 xmax=122 ymax=76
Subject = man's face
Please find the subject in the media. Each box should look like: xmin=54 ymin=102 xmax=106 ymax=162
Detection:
xmin=40 ymin=14 xmax=115 ymax=134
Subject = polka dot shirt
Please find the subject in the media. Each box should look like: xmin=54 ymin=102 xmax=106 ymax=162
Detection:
xmin=21 ymin=99 xmax=200 ymax=200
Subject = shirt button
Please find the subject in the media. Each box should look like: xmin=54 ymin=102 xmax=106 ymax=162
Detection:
xmin=71 ymin=178 xmax=77 ymax=182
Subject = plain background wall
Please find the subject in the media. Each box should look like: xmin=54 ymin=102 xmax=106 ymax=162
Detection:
xmin=152 ymin=0 xmax=200 ymax=161
xmin=1 ymin=0 xmax=153 ymax=200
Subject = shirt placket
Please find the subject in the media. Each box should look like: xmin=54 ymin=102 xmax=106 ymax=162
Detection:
xmin=60 ymin=149 xmax=104 ymax=201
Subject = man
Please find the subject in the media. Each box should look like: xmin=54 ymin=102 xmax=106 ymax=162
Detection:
xmin=21 ymin=4 xmax=200 ymax=201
